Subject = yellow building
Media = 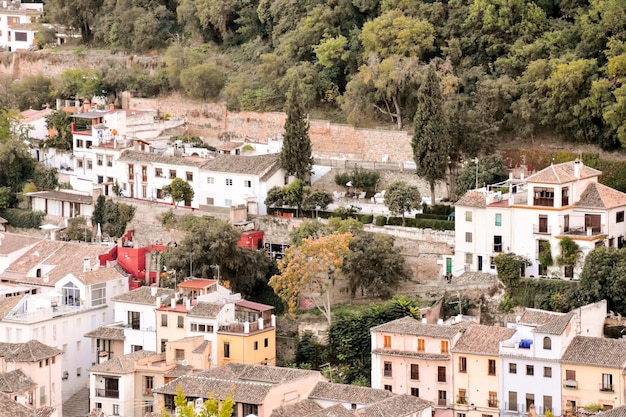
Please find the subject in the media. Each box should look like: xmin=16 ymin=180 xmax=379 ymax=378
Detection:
xmin=451 ymin=324 xmax=515 ymax=417
xmin=561 ymin=336 xmax=626 ymax=411
xmin=155 ymin=298 xmax=190 ymax=353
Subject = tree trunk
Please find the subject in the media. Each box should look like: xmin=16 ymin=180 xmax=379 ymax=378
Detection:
xmin=430 ymin=181 xmax=436 ymax=207
xmin=392 ymin=95 xmax=402 ymax=130
xmin=402 ymin=214 xmax=406 ymax=227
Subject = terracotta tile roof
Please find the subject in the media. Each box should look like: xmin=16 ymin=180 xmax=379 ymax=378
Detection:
xmin=562 ymin=336 xmax=626 ymax=367
xmin=517 ymin=308 xmax=564 ymax=326
xmin=455 ymin=192 xmax=486 ymax=208
xmin=0 ymin=392 xmax=53 ymax=417
xmin=536 ymin=311 xmax=575 ymax=335
xmin=84 ymin=325 xmax=125 ymax=341
xmin=235 ymin=300 xmax=274 ymax=312
xmin=26 ymin=190 xmax=93 ymax=205
xmin=309 ymin=404 xmax=356 ymax=417
xmin=576 ymin=182 xmax=626 ymax=209
xmin=192 ymin=340 xmax=209 ymax=354
xmin=154 ymin=374 xmax=274 ymax=404
xmin=200 ymin=154 xmax=281 ymax=179
xmin=309 ymin=382 xmax=393 ymax=404
xmin=88 ymin=350 xmax=156 ymax=374
xmin=0 ymin=233 xmax=41 ymax=256
xmin=112 ymin=286 xmax=174 ymax=305
xmin=164 ymin=364 xmax=196 ymax=378
xmin=178 ymin=279 xmax=216 ymax=289
xmin=36 ymin=406 xmax=56 ymax=417
xmin=0 ymin=340 xmax=62 ymax=362
xmin=370 ymin=316 xmax=467 ymax=339
xmin=0 ymin=369 xmax=36 ymax=393
xmin=372 ymin=349 xmax=449 ymax=361
xmin=187 ymin=302 xmax=224 ymax=318
xmin=355 ymin=394 xmax=432 ymax=417
xmin=1 ymin=241 xmax=113 ymax=286
xmin=0 ymin=296 xmax=22 ymax=319
xmin=118 ymin=149 xmax=206 ymax=168
xmin=20 ymin=108 xmax=53 ymax=124
xmin=525 ymin=161 xmax=601 ymax=184
xmin=452 ymin=324 xmax=515 ymax=355
xmin=597 ymin=405 xmax=626 ymax=417
xmin=216 ymin=142 xmax=244 ymax=151
xmin=270 ymin=399 xmax=323 ymax=417
xmin=73 ymin=267 xmax=126 ymax=285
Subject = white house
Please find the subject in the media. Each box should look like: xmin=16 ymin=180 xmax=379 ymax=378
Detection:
xmin=499 ymin=300 xmax=606 ymax=417
xmin=0 ymin=2 xmax=41 ymax=51
xmin=26 ymin=190 xmax=94 ymax=219
xmin=453 ymin=160 xmax=626 ymax=278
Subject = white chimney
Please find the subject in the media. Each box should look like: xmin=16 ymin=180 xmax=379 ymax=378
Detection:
xmin=185 ymin=298 xmax=191 ymax=310
xmin=83 ymin=257 xmax=90 ymax=272
xmin=151 ymin=287 xmax=157 ymax=297
xmin=422 ymin=318 xmax=427 ymax=324
xmin=156 ymin=297 xmax=161 ymax=308
xmin=437 ymin=319 xmax=444 ymax=325
xmin=171 ymin=298 xmax=176 ymax=308
xmin=574 ymin=158 xmax=581 ymax=179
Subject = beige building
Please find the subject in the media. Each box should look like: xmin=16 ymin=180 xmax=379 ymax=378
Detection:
xmin=451 ymin=324 xmax=515 ymax=417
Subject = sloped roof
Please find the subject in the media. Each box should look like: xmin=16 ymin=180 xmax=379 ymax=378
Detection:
xmin=517 ymin=308 xmax=564 ymax=326
xmin=309 ymin=382 xmax=393 ymax=404
xmin=576 ymin=182 xmax=626 ymax=209
xmin=200 ymin=154 xmax=281 ymax=179
xmin=0 ymin=369 xmax=36 ymax=393
xmin=270 ymin=399 xmax=323 ymax=417
xmin=536 ymin=311 xmax=575 ymax=335
xmin=154 ymin=374 xmax=274 ymax=404
xmin=20 ymin=108 xmax=53 ymax=124
xmin=192 ymin=340 xmax=209 ymax=354
xmin=178 ymin=279 xmax=216 ymax=289
xmin=235 ymin=300 xmax=274 ymax=312
xmin=0 ymin=340 xmax=62 ymax=362
xmin=525 ymin=161 xmax=601 ymax=184
xmin=355 ymin=394 xmax=432 ymax=417
xmin=187 ymin=302 xmax=224 ymax=318
xmin=597 ymin=405 xmax=626 ymax=417
xmin=112 ymin=286 xmax=174 ymax=305
xmin=370 ymin=316 xmax=466 ymax=339
xmin=117 ymin=150 xmax=206 ymax=168
xmin=73 ymin=267 xmax=126 ymax=285
xmin=164 ymin=364 xmax=196 ymax=378
xmin=455 ymin=191 xmax=486 ymax=208
xmin=562 ymin=336 xmax=626 ymax=368
xmin=371 ymin=349 xmax=449 ymax=361
xmin=0 ymin=233 xmax=39 ymax=256
xmin=0 ymin=296 xmax=22 ymax=319
xmin=0 ymin=392 xmax=53 ymax=417
xmin=84 ymin=325 xmax=125 ymax=341
xmin=452 ymin=324 xmax=515 ymax=355
xmin=26 ymin=190 xmax=93 ymax=205
xmin=309 ymin=404 xmax=355 ymax=417
xmin=88 ymin=350 xmax=156 ymax=374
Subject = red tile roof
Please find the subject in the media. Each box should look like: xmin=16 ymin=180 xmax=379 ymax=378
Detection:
xmin=178 ymin=279 xmax=216 ymax=289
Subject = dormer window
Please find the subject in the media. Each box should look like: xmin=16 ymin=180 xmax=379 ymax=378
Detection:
xmin=534 ymin=188 xmax=554 ymax=207
xmin=62 ymin=282 xmax=80 ymax=307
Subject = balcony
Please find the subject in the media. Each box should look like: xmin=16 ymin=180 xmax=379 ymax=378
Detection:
xmin=96 ymin=389 xmax=119 ymax=398
xmin=600 ymin=384 xmax=614 ymax=392
xmin=488 ymin=400 xmax=499 ymax=408
xmin=456 ymin=396 xmax=468 ymax=405
xmin=533 ymin=224 xmax=551 ymax=234
xmin=438 ymin=399 xmax=447 ymax=406
xmin=563 ymin=380 xmax=578 ymax=389
xmin=533 ymin=197 xmax=554 ymax=207
xmin=560 ymin=225 xmax=605 ymax=238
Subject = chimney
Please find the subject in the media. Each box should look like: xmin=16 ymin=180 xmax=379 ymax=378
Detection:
xmin=437 ymin=319 xmax=444 ymax=325
xmin=83 ymin=102 xmax=90 ymax=112
xmin=83 ymin=257 xmax=90 ymax=272
xmin=574 ymin=158 xmax=581 ymax=179
xmin=109 ymin=103 xmax=114 ymax=111
xmin=151 ymin=287 xmax=157 ymax=297
xmin=171 ymin=298 xmax=176 ymax=308
xmin=422 ymin=317 xmax=427 ymax=324
xmin=185 ymin=298 xmax=191 ymax=310
xmin=56 ymin=98 xmax=61 ymax=110
xmin=156 ymin=297 xmax=161 ymax=308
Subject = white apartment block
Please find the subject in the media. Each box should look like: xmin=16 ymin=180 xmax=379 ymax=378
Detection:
xmin=454 ymin=160 xmax=626 ymax=278
xmin=0 ymin=1 xmax=42 ymax=51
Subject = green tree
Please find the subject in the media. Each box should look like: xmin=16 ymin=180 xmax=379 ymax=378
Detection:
xmin=32 ymin=165 xmax=59 ymax=191
xmin=383 ymin=181 xmax=421 ymax=226
xmin=0 ymin=138 xmax=35 ymax=192
xmin=538 ymin=241 xmax=554 ymax=271
xmin=301 ymin=188 xmax=333 ymax=215
xmin=92 ymin=194 xmax=106 ymax=227
xmin=280 ymin=85 xmax=313 ymax=181
xmin=66 ymin=216 xmax=93 ymax=242
xmin=0 ymin=187 xmax=11 ymax=210
xmin=12 ymin=75 xmax=53 ymax=110
xmin=45 ymin=0 xmax=104 ymax=42
xmin=343 ymin=232 xmax=410 ymax=298
xmin=163 ymin=177 xmax=195 ymax=207
xmin=163 ymin=385 xmax=234 ymax=417
xmin=180 ymin=64 xmax=226 ymax=100
xmin=163 ymin=45 xmax=205 ymax=92
xmin=455 ymin=155 xmax=508 ymax=196
xmin=579 ymin=246 xmax=626 ymax=315
xmin=412 ymin=65 xmax=448 ymax=206
xmin=557 ymin=237 xmax=582 ymax=278
xmin=494 ymin=253 xmax=531 ymax=288
xmin=44 ymin=110 xmax=74 ymax=151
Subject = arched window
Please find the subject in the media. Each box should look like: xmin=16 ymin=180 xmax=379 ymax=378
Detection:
xmin=63 ymin=282 xmax=80 ymax=306
xmin=36 ymin=268 xmax=41 ymax=278
xmin=543 ymin=336 xmax=552 ymax=350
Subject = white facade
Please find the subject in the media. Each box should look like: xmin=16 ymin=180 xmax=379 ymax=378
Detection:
xmin=0 ymin=4 xmax=39 ymax=50
xmin=454 ymin=160 xmax=626 ymax=278
xmin=28 ymin=190 xmax=94 ymax=219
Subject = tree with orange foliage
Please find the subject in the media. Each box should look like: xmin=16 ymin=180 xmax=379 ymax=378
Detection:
xmin=269 ymin=232 xmax=353 ymax=325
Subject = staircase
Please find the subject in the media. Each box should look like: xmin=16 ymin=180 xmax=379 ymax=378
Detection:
xmin=62 ymin=387 xmax=90 ymax=417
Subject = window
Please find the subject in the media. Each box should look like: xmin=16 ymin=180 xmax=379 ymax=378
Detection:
xmin=207 ymin=177 xmax=214 ymax=184
xmin=225 ymin=178 xmax=233 ymax=186
xmin=566 ymin=369 xmax=576 ymax=381
xmin=384 ymin=361 xmax=392 ymax=377
xmin=508 ymin=391 xmax=517 ymax=411
xmin=112 ymin=404 xmax=119 ymax=416
xmin=264 ymin=338 xmax=269 ymax=347
xmin=242 ymin=404 xmax=258 ymax=416
xmin=465 ymin=211 xmax=472 ymax=221
xmin=585 ymin=214 xmax=601 ymax=233
xmin=144 ymin=376 xmax=153 ymax=395
xmin=543 ymin=396 xmax=553 ymax=414
xmin=155 ymin=168 xmax=163 ymax=178
xmin=106 ymin=156 xmax=113 ymax=167
xmin=177 ymin=316 xmax=184 ymax=328
xmin=97 ymin=155 xmax=103 ymax=166
xmin=160 ymin=339 xmax=167 ymax=353
xmin=602 ymin=373 xmax=613 ymax=391
xmin=224 ymin=342 xmax=230 ymax=358
xmin=13 ymin=31 xmax=25 ymax=42
xmin=526 ymin=365 xmax=534 ymax=376
xmin=437 ymin=366 xmax=446 ymax=382
xmin=488 ymin=359 xmax=496 ymax=375
xmin=526 ymin=394 xmax=535 ymax=413
xmin=459 ymin=357 xmax=467 ymax=373
xmin=509 ymin=363 xmax=517 ymax=374
xmin=141 ymin=185 xmax=147 ymax=198
xmin=465 ymin=253 xmax=473 ymax=265
xmin=254 ymin=341 xmax=258 ymax=350
xmin=465 ymin=232 xmax=472 ymax=243
xmin=538 ymin=215 xmax=548 ymax=233
xmin=543 ymin=336 xmax=552 ymax=350
xmin=244 ymin=180 xmax=252 ymax=187
xmin=411 ymin=387 xmax=419 ymax=397
xmin=77 ymin=159 xmax=83 ymax=168
xmin=39 ymin=387 xmax=46 ymax=406
xmin=410 ymin=364 xmax=419 ymax=380
xmin=544 ymin=367 xmax=552 ymax=378
xmin=186 ymin=172 xmax=193 ymax=181
xmin=224 ymin=199 xmax=233 ymax=207
xmin=534 ymin=187 xmax=555 ymax=207
xmin=384 ymin=385 xmax=392 ymax=392
xmin=384 ymin=335 xmax=391 ymax=348
xmin=161 ymin=314 xmax=168 ymax=327
xmin=141 ymin=165 xmax=147 ymax=181
xmin=175 ymin=349 xmax=184 ymax=360
xmin=417 ymin=338 xmax=425 ymax=352
xmin=91 ymin=284 xmax=106 ymax=307
xmin=126 ymin=312 xmax=138 ymax=331
xmin=495 ymin=213 xmax=502 ymax=226
xmin=131 ymin=345 xmax=142 ymax=352
xmin=488 ymin=392 xmax=497 ymax=408
xmin=458 ymin=389 xmax=467 ymax=404
xmin=617 ymin=211 xmax=624 ymax=223
xmin=76 ymin=367 xmax=81 ymax=376
xmin=63 ymin=282 xmax=80 ymax=306
xmin=169 ymin=169 xmax=176 ymax=179
xmin=438 ymin=390 xmax=447 ymax=406
xmin=493 ymin=235 xmax=502 ymax=252
xmin=441 ymin=340 xmax=449 ymax=353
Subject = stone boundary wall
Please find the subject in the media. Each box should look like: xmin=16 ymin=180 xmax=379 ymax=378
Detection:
xmin=126 ymin=95 xmax=414 ymax=163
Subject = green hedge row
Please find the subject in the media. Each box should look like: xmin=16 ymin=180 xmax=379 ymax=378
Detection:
xmin=374 ymin=216 xmax=454 ymax=230
xmin=0 ymin=208 xmax=45 ymax=228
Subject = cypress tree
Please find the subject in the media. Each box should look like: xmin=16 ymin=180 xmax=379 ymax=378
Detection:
xmin=280 ymin=84 xmax=313 ymax=182
xmin=411 ymin=64 xmax=449 ymax=205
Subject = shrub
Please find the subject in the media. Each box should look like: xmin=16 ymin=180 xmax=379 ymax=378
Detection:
xmin=359 ymin=214 xmax=373 ymax=224
xmin=0 ymin=208 xmax=45 ymax=228
xmin=387 ymin=217 xmax=403 ymax=226
xmin=374 ymin=215 xmax=387 ymax=226
xmin=334 ymin=172 xmax=351 ymax=187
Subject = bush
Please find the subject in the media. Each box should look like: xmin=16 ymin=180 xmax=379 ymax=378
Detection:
xmin=359 ymin=214 xmax=373 ymax=224
xmin=0 ymin=208 xmax=45 ymax=228
xmin=387 ymin=217 xmax=403 ymax=226
xmin=374 ymin=215 xmax=387 ymax=226
xmin=334 ymin=172 xmax=351 ymax=187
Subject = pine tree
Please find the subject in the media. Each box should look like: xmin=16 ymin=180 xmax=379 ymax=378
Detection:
xmin=280 ymin=84 xmax=313 ymax=182
xmin=411 ymin=64 xmax=449 ymax=205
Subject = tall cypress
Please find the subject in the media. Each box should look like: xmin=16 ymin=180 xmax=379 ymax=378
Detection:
xmin=411 ymin=64 xmax=449 ymax=205
xmin=280 ymin=84 xmax=313 ymax=182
